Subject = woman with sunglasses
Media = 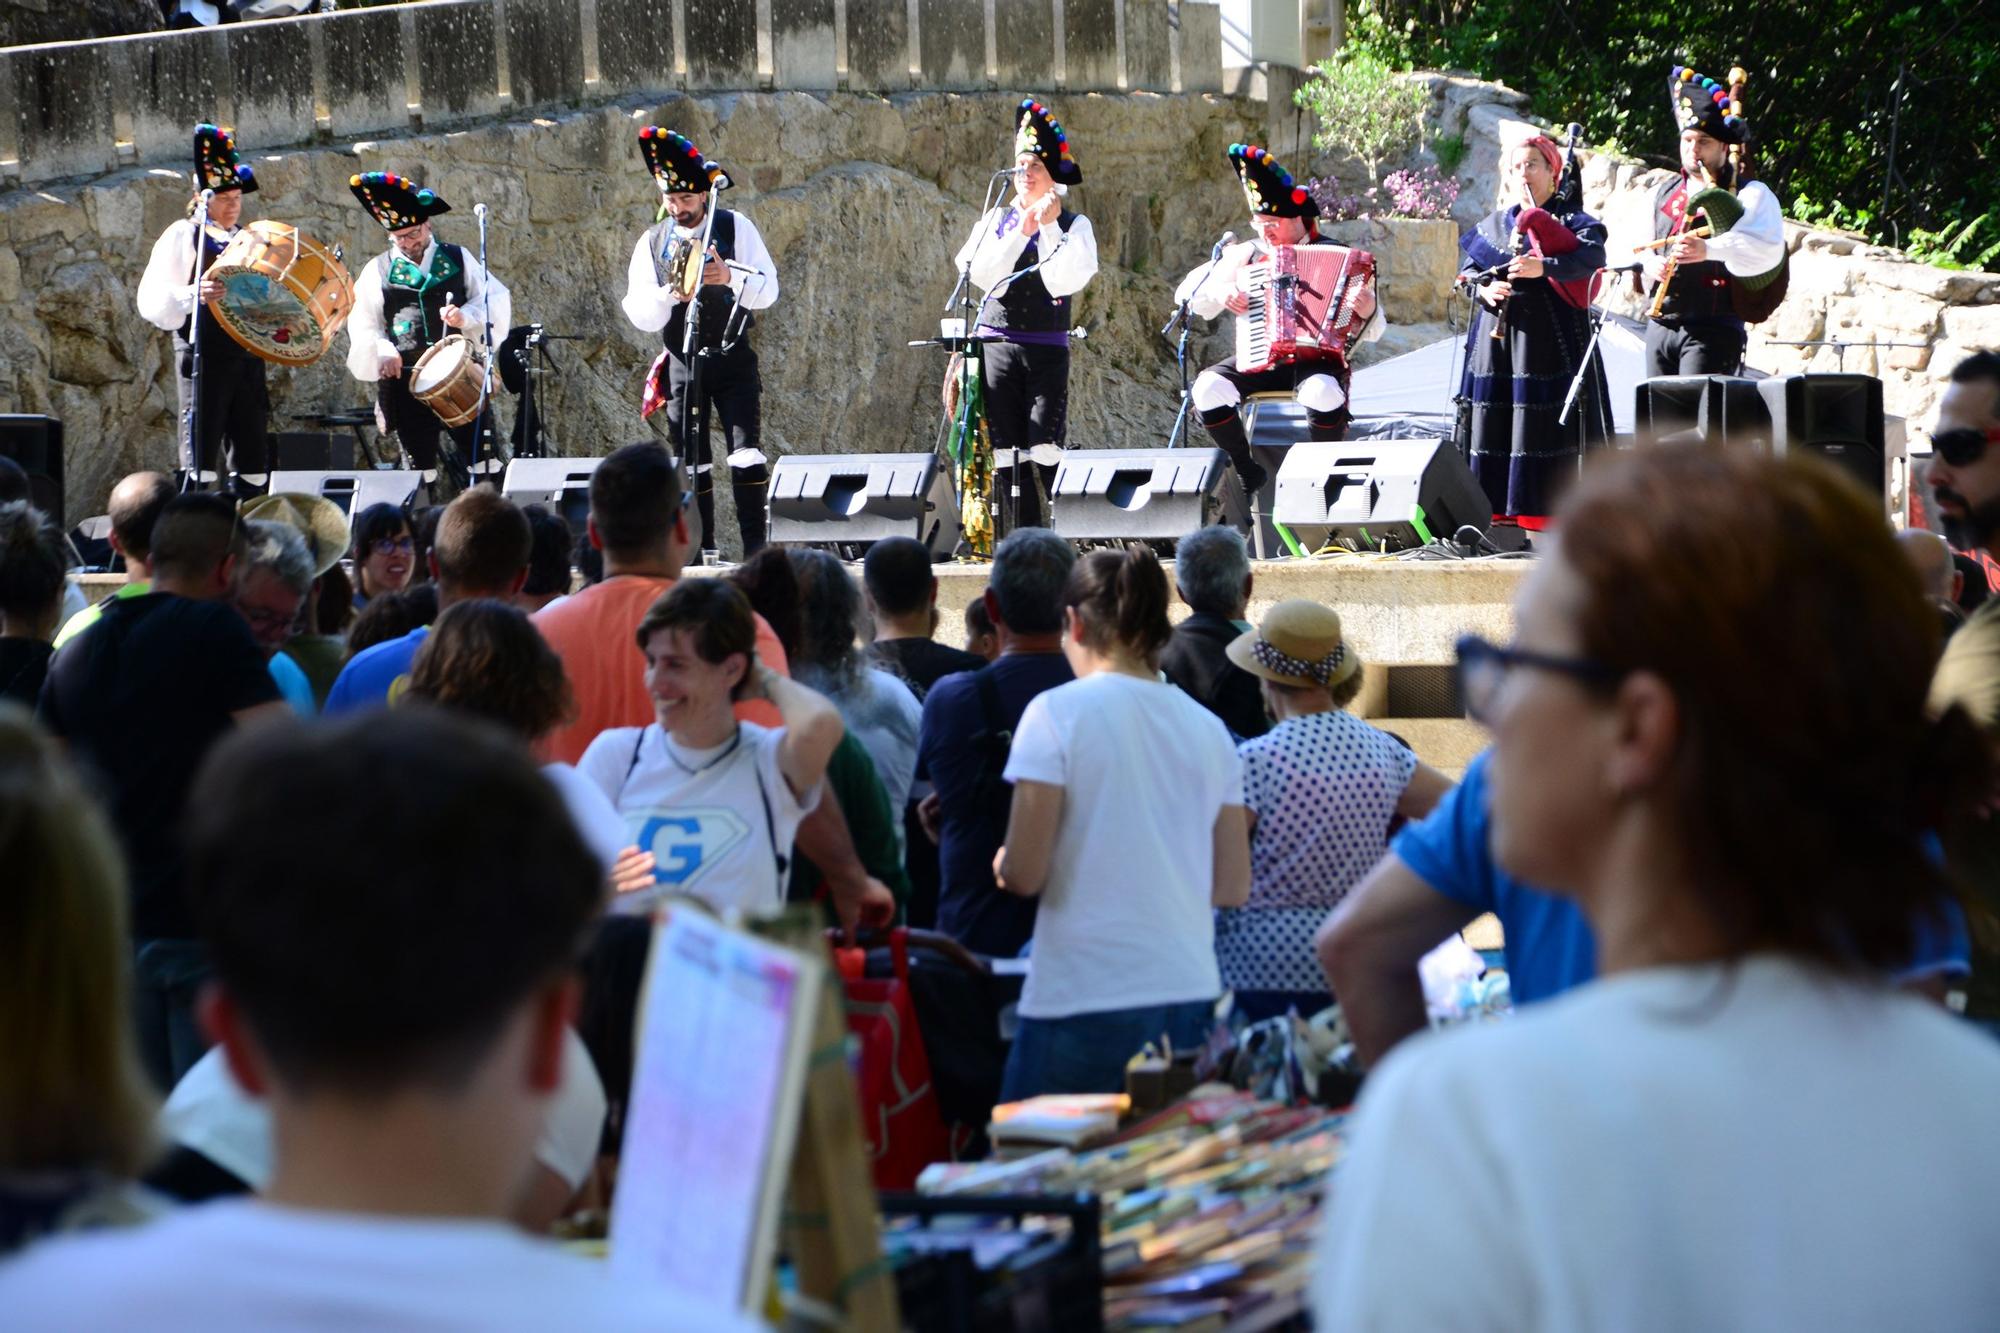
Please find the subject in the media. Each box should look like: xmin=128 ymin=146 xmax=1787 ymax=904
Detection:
xmin=347 ymin=502 xmax=415 ymax=611
xmin=1314 ymin=446 xmax=2000 ymax=1328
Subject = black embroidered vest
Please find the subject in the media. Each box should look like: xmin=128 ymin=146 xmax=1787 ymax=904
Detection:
xmin=647 ymin=210 xmax=753 ymax=352
xmin=381 ymin=242 xmax=468 ymax=365
xmin=181 ymin=223 xmax=253 ymax=363
xmin=1650 ymin=176 xmax=1738 ymax=323
xmin=983 ymin=209 xmax=1080 ymax=334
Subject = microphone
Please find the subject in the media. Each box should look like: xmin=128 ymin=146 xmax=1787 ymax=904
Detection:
xmin=474 ymin=203 xmax=489 ymax=221
xmin=991 ymin=166 xmax=1018 ymax=179
xmin=1211 ymin=230 xmax=1237 ymax=259
xmin=199 ymin=188 xmax=215 ymax=201
xmin=724 ymin=260 xmax=759 ymax=277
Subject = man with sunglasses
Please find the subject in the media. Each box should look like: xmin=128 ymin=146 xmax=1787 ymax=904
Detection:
xmin=1924 ymin=350 xmax=2000 ymax=1030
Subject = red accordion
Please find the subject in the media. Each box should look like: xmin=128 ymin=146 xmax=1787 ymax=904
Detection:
xmin=1235 ymin=243 xmax=1376 ymax=373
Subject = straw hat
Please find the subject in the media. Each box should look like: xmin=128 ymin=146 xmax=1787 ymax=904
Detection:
xmin=1225 ymin=599 xmax=1357 ymax=690
xmin=241 ymin=492 xmax=351 ymax=578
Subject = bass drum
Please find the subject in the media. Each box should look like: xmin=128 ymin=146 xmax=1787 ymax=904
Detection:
xmin=205 ymin=221 xmax=355 ymax=367
xmin=409 ymin=335 xmax=487 ymax=428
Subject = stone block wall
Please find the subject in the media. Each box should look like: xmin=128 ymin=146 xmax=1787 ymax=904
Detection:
xmin=0 ymin=89 xmax=1278 ymax=535
xmin=1 ymin=0 xmax=1226 ymax=188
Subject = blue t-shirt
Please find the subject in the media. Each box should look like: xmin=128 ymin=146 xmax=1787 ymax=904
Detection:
xmin=323 ymin=626 xmax=430 ymax=716
xmin=1394 ymin=750 xmax=1969 ymax=1004
xmin=269 ymin=650 xmax=316 ymax=716
xmin=915 ymin=651 xmax=1073 ymax=960
xmin=1392 ymin=749 xmax=1595 ymax=1006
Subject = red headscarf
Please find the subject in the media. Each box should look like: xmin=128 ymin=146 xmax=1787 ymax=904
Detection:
xmin=1520 ymin=135 xmax=1562 ymax=178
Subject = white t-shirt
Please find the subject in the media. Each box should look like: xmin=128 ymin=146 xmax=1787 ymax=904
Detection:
xmin=577 ymin=722 xmax=820 ymax=916
xmin=1313 ymin=954 xmax=2000 ymax=1332
xmin=0 ymin=1198 xmax=765 ymax=1331
xmin=1004 ymin=672 xmax=1244 ymax=1019
xmin=542 ymin=761 xmax=630 ymax=873
xmin=161 ymin=1029 xmax=608 ymax=1194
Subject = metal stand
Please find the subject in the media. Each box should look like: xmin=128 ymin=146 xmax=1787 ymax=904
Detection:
xmin=181 ymin=189 xmax=214 ymax=493
xmin=471 ymin=203 xmax=500 ymax=481
xmin=1558 ymin=277 xmax=1614 ymax=430
xmin=1160 ymin=233 xmax=1235 ymax=451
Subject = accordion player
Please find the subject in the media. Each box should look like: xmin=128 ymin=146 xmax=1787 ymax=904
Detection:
xmin=1172 ymin=143 xmax=1383 ymax=498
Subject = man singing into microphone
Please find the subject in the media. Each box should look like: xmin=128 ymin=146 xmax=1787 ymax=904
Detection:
xmin=623 ymin=128 xmax=780 ymax=558
xmin=1174 ymin=144 xmax=1382 ymax=497
xmin=951 ymin=99 xmax=1099 ymax=533
xmin=343 ymin=172 xmax=512 ymax=496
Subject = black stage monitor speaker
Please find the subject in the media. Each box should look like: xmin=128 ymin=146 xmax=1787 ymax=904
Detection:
xmin=501 ymin=457 xmax=604 ymax=537
xmin=267 ymin=470 xmax=424 ymax=516
xmin=1273 ymin=438 xmax=1491 ymax=552
xmin=274 ymin=431 xmax=356 ymax=473
xmin=1050 ymin=448 xmax=1245 ymax=547
xmin=0 ymin=414 xmax=64 ymax=528
xmin=1634 ymin=375 xmax=1771 ymax=448
xmin=769 ymin=452 xmax=960 ymax=557
xmin=1758 ymin=373 xmax=1892 ymax=498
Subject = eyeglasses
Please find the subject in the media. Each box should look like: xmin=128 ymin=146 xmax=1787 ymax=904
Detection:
xmin=1931 ymin=426 xmax=2000 ymax=468
xmin=369 ymin=535 xmax=415 ymax=557
xmin=1455 ymin=634 xmax=1622 ymax=724
xmin=237 ymin=603 xmax=298 ymax=634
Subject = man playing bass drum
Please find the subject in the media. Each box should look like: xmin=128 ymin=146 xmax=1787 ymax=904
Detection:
xmin=1634 ymin=65 xmax=1786 ymax=377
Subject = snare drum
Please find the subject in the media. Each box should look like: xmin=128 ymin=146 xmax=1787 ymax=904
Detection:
xmin=205 ymin=221 xmax=355 ymax=367
xmin=409 ymin=335 xmax=487 ymax=428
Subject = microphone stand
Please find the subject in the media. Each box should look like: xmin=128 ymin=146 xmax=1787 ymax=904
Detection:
xmin=1558 ymin=269 xmax=1617 ymax=430
xmin=678 ymin=179 xmax=723 ymax=562
xmin=471 ymin=204 xmax=498 ymax=481
xmin=1162 ymin=234 xmax=1233 ymax=450
xmin=182 ymin=188 xmax=214 ymax=493
xmin=929 ymin=167 xmax=1020 ymax=542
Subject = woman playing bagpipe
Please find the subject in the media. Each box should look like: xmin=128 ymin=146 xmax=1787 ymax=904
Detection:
xmin=1457 ymin=132 xmax=1613 ymax=526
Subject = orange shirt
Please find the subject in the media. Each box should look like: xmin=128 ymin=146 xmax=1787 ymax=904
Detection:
xmin=534 ymin=574 xmax=790 ymax=766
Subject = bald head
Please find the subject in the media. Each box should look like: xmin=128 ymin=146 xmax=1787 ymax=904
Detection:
xmin=108 ymin=471 xmax=176 ymax=576
xmin=1898 ymin=528 xmax=1959 ymax=604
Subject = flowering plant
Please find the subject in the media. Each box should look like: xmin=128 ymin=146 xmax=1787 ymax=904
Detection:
xmin=1380 ymin=165 xmax=1459 ymax=220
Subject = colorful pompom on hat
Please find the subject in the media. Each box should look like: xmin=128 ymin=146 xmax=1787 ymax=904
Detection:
xmin=1229 ymin=143 xmax=1315 ymax=219
xmin=1014 ymin=99 xmax=1081 ymax=186
xmin=638 ymin=127 xmax=731 ymax=194
xmin=1668 ymin=65 xmax=1747 ymax=144
xmin=348 ymin=172 xmax=451 ymax=231
xmin=193 ymin=124 xmax=256 ymax=195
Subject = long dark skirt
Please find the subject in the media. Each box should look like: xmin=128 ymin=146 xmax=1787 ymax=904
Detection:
xmin=1461 ymin=279 xmax=1611 ymax=520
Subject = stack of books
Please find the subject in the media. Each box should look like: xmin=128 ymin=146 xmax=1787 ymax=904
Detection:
xmin=919 ymin=1090 xmax=1348 ymax=1331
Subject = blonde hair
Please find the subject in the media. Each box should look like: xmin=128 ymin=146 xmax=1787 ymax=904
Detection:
xmin=0 ymin=705 xmax=156 ymax=1176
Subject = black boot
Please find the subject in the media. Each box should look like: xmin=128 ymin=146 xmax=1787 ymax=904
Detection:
xmin=1199 ymin=406 xmax=1269 ymax=495
xmin=692 ymin=467 xmax=718 ymax=561
xmin=730 ymin=463 xmax=770 ymax=558
xmin=1306 ymin=408 xmax=1351 ymax=443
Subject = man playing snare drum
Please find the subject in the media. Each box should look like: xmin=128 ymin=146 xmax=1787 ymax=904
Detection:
xmin=137 ymin=124 xmax=271 ymax=498
xmin=343 ymin=172 xmax=511 ymax=494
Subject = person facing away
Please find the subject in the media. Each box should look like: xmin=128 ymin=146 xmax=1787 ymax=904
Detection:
xmin=0 ymin=708 xmax=765 ymax=1331
xmin=1313 ymin=446 xmax=2000 ymax=1331
xmin=862 ymin=535 xmax=985 ymax=699
xmin=325 ymin=486 xmax=533 ymax=715
xmin=0 ymin=706 xmax=165 ymax=1257
xmin=37 ymin=492 xmax=288 ymax=1090
xmin=916 ymin=527 xmax=1076 ymax=959
xmin=993 ymin=543 xmax=1250 ymax=1100
xmin=0 ymin=501 xmax=67 ymax=707
xmin=53 ymin=470 xmax=176 ymax=648
xmin=1159 ymin=523 xmax=1268 ymax=740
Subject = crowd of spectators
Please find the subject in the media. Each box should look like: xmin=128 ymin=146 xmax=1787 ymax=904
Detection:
xmin=6 ymin=356 xmax=2000 ymax=1323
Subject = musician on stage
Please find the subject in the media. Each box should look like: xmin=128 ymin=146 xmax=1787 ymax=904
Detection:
xmin=1458 ymin=134 xmax=1613 ymax=522
xmin=343 ymin=172 xmax=511 ymax=494
xmin=136 ymin=125 xmax=270 ymax=497
xmin=1634 ymin=65 xmax=1785 ymax=377
xmin=951 ymin=98 xmax=1100 ymax=532
xmin=1174 ymin=143 xmax=1382 ymax=496
xmin=622 ymin=128 xmax=780 ymax=558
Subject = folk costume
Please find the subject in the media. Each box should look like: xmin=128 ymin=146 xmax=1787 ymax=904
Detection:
xmin=1458 ymin=136 xmax=1613 ymax=522
xmin=1174 ymin=144 xmax=1383 ymax=497
xmin=951 ymin=99 xmax=1100 ymax=533
xmin=1641 ymin=65 xmax=1786 ymax=377
xmin=342 ymin=173 xmax=511 ymax=490
xmin=136 ymin=125 xmax=270 ymax=495
xmin=621 ymin=128 xmax=780 ymax=558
